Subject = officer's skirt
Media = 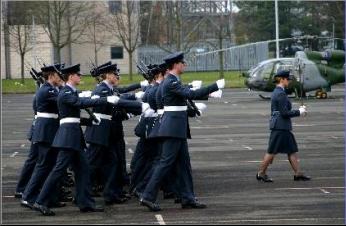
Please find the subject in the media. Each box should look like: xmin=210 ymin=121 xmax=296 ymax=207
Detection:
xmin=267 ymin=130 xmax=298 ymax=154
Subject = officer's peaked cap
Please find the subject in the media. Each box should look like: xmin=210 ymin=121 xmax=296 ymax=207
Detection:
xmin=163 ymin=51 xmax=185 ymax=65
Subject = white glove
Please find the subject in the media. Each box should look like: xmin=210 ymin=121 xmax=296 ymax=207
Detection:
xmin=140 ymin=80 xmax=149 ymax=87
xmin=107 ymin=95 xmax=120 ymax=104
xmin=91 ymin=95 xmax=100 ymax=99
xmin=78 ymin=90 xmax=92 ymax=98
xmin=299 ymin=105 xmax=307 ymax=116
xmin=189 ymin=80 xmax=202 ymax=89
xmin=195 ymin=103 xmax=207 ymax=113
xmin=127 ymin=113 xmax=135 ymax=119
xmin=143 ymin=108 xmax=156 ymax=117
xmin=209 ymin=89 xmax=223 ymax=98
xmin=135 ymin=91 xmax=145 ymax=100
xmin=92 ymin=114 xmax=101 ymax=125
xmin=216 ymin=79 xmax=225 ymax=89
xmin=141 ymin=103 xmax=150 ymax=113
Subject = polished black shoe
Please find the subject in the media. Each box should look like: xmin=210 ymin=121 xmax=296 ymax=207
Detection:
xmin=120 ymin=192 xmax=132 ymax=200
xmin=294 ymin=175 xmax=311 ymax=181
xmin=131 ymin=189 xmax=142 ymax=199
xmin=163 ymin=192 xmax=175 ymax=200
xmin=14 ymin=192 xmax=23 ymax=199
xmin=20 ymin=199 xmax=34 ymax=209
xmin=48 ymin=202 xmax=66 ymax=208
xmin=80 ymin=206 xmax=104 ymax=213
xmin=140 ymin=198 xmax=161 ymax=212
xmin=256 ymin=173 xmax=273 ymax=183
xmin=105 ymin=197 xmax=128 ymax=205
xmin=33 ymin=203 xmax=55 ymax=216
xmin=60 ymin=196 xmax=73 ymax=202
xmin=181 ymin=201 xmax=207 ymax=209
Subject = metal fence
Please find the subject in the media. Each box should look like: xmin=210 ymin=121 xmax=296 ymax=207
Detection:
xmin=137 ymin=41 xmax=269 ymax=72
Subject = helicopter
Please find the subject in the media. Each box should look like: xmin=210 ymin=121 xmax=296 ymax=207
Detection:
xmin=243 ymin=49 xmax=345 ymax=99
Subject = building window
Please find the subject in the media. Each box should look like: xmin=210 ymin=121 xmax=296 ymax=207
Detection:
xmin=109 ymin=1 xmax=122 ymax=14
xmin=111 ymin=47 xmax=123 ymax=59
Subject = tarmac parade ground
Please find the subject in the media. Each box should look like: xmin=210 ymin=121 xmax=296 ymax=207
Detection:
xmin=1 ymin=86 xmax=345 ymax=224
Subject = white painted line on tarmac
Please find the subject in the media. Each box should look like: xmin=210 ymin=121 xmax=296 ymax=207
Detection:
xmin=330 ymin=136 xmax=339 ymax=139
xmin=3 ymin=196 xmax=14 ymax=198
xmin=128 ymin=148 xmax=134 ymax=154
xmin=275 ymin=187 xmax=344 ymax=192
xmin=155 ymin=214 xmax=166 ymax=225
xmin=10 ymin=152 xmax=19 ymax=158
xmin=20 ymin=144 xmax=25 ymax=148
xmin=125 ymin=140 xmax=129 ymax=145
xmin=320 ymin=189 xmax=330 ymax=194
xmin=293 ymin=124 xmax=315 ymax=127
xmin=242 ymin=145 xmax=253 ymax=151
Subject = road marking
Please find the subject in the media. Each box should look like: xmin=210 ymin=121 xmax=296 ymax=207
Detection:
xmin=125 ymin=140 xmax=129 ymax=145
xmin=3 ymin=196 xmax=14 ymax=198
xmin=10 ymin=152 xmax=19 ymax=157
xmin=128 ymin=148 xmax=134 ymax=154
xmin=155 ymin=214 xmax=166 ymax=225
xmin=20 ymin=144 xmax=25 ymax=148
xmin=275 ymin=187 xmax=344 ymax=193
xmin=242 ymin=145 xmax=253 ymax=150
xmin=320 ymin=189 xmax=330 ymax=194
xmin=293 ymin=124 xmax=315 ymax=127
xmin=330 ymin=136 xmax=339 ymax=139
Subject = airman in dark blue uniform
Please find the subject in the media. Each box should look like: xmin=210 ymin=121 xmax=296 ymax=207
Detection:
xmin=140 ymin=52 xmax=225 ymax=211
xmin=130 ymin=64 xmax=164 ymax=195
xmin=15 ymin=69 xmax=43 ymax=198
xmin=33 ymin=64 xmax=121 ymax=216
xmin=110 ymin=74 xmax=149 ymax=194
xmin=21 ymin=64 xmax=65 ymax=208
xmin=257 ymin=70 xmax=311 ymax=182
xmin=84 ymin=63 xmax=144 ymax=205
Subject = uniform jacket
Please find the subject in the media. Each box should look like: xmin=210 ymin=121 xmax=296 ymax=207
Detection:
xmin=52 ymin=85 xmax=108 ymax=151
xmin=158 ymin=74 xmax=219 ymax=139
xmin=31 ymin=82 xmax=60 ymax=144
xmin=270 ymin=86 xmax=300 ymax=131
xmin=27 ymin=96 xmax=37 ymax=141
xmin=85 ymin=82 xmax=142 ymax=146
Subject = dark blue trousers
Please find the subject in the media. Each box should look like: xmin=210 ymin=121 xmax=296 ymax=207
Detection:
xmin=16 ymin=143 xmax=39 ymax=193
xmin=130 ymin=137 xmax=150 ymax=192
xmin=142 ymin=138 xmax=195 ymax=203
xmin=22 ymin=143 xmax=58 ymax=203
xmin=115 ymin=138 xmax=129 ymax=185
xmin=87 ymin=143 xmax=122 ymax=201
xmin=36 ymin=149 xmax=95 ymax=209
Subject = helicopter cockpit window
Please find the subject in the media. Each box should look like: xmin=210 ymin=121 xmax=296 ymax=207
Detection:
xmin=260 ymin=62 xmax=274 ymax=80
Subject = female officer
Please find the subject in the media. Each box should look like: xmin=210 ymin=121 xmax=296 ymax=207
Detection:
xmin=256 ymin=70 xmax=311 ymax=182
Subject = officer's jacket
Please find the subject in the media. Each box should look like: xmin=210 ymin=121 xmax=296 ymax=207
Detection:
xmin=158 ymin=74 xmax=219 ymax=139
xmin=147 ymin=83 xmax=159 ymax=111
xmin=270 ymin=86 xmax=300 ymax=131
xmin=32 ymin=82 xmax=60 ymax=144
xmin=52 ymin=85 xmax=108 ymax=151
xmin=85 ymin=82 xmax=142 ymax=146
xmin=27 ymin=96 xmax=37 ymax=141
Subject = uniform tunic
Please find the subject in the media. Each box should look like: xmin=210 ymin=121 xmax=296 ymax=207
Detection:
xmin=268 ymin=86 xmax=300 ymax=154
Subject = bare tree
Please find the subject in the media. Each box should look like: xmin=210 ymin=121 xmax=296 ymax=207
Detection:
xmin=85 ymin=2 xmax=110 ymax=66
xmin=8 ymin=24 xmax=33 ymax=83
xmin=107 ymin=0 xmax=141 ymax=81
xmin=37 ymin=1 xmax=92 ymax=63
